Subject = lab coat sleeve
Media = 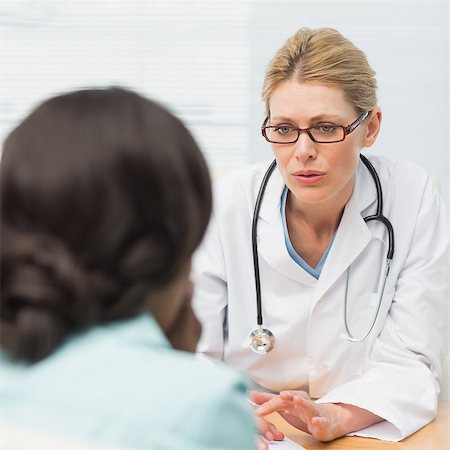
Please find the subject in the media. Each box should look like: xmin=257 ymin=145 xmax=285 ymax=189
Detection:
xmin=192 ymin=214 xmax=228 ymax=361
xmin=316 ymin=177 xmax=449 ymax=441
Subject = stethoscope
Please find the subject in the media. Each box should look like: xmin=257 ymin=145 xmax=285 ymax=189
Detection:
xmin=249 ymin=154 xmax=395 ymax=354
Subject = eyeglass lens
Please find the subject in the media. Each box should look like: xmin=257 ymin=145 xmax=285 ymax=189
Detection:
xmin=264 ymin=125 xmax=345 ymax=143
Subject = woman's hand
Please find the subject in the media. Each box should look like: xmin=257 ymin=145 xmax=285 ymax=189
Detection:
xmin=250 ymin=389 xmax=382 ymax=442
xmin=247 ymin=392 xmax=285 ymax=449
xmin=255 ymin=415 xmax=285 ymax=449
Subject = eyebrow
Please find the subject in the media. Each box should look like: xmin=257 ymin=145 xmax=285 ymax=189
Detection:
xmin=270 ymin=114 xmax=343 ymax=123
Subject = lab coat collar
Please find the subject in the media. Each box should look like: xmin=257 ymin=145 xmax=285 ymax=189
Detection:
xmin=313 ymin=156 xmax=380 ymax=301
xmin=313 ymin=191 xmax=372 ymax=301
xmin=255 ymin=156 xmax=378 ymax=290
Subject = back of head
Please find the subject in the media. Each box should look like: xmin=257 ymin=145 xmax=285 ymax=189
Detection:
xmin=0 ymin=87 xmax=212 ymax=363
xmin=262 ymin=27 xmax=377 ymax=115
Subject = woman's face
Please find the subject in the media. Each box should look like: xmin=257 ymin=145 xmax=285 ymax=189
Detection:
xmin=267 ymin=79 xmax=380 ymax=211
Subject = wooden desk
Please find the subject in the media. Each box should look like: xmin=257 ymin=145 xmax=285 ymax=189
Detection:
xmin=267 ymin=401 xmax=449 ymax=449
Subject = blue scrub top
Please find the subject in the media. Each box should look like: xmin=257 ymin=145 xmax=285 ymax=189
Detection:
xmin=281 ymin=185 xmax=334 ymax=279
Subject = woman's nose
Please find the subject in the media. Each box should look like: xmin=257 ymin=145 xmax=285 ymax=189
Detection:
xmin=293 ymin=132 xmax=317 ymax=161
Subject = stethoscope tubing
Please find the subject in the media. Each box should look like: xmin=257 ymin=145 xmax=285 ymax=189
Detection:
xmin=360 ymin=154 xmax=394 ymax=259
xmin=251 ymin=159 xmax=277 ymax=326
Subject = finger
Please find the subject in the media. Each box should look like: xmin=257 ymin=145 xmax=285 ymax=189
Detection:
xmin=255 ymin=396 xmax=290 ymax=416
xmin=279 ymin=396 xmax=316 ymax=430
xmin=256 ymin=418 xmax=272 ymax=437
xmin=256 ymin=416 xmax=284 ymax=441
xmin=256 ymin=417 xmax=275 ymax=441
xmin=271 ymin=427 xmax=285 ymax=441
xmin=264 ymin=419 xmax=285 ymax=441
xmin=280 ymin=390 xmax=310 ymax=401
xmin=249 ymin=390 xmax=277 ymax=405
xmin=256 ymin=435 xmax=269 ymax=450
xmin=259 ymin=425 xmax=285 ymax=442
xmin=292 ymin=395 xmax=320 ymax=422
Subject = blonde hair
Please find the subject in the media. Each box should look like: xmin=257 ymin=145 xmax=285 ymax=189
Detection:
xmin=262 ymin=28 xmax=377 ymax=117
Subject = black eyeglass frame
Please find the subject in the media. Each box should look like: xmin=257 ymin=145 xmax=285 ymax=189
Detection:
xmin=261 ymin=110 xmax=370 ymax=144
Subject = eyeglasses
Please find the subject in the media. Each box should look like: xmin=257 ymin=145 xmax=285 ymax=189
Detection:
xmin=261 ymin=111 xmax=370 ymax=144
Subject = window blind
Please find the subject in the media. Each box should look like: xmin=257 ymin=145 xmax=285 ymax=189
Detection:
xmin=0 ymin=0 xmax=251 ymax=176
xmin=1 ymin=1 xmax=447 ymax=192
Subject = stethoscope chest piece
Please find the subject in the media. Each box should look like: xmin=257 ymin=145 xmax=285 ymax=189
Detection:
xmin=249 ymin=326 xmax=275 ymax=354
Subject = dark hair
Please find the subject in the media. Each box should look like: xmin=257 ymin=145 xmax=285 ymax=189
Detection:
xmin=0 ymin=87 xmax=212 ymax=363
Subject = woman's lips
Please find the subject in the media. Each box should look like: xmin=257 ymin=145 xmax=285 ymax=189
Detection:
xmin=292 ymin=170 xmax=326 ymax=185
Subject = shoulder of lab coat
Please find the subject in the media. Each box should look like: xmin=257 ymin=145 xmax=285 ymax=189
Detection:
xmin=317 ymin=154 xmax=449 ymax=441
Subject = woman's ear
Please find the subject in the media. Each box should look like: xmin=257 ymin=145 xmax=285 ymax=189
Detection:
xmin=363 ymin=107 xmax=382 ymax=148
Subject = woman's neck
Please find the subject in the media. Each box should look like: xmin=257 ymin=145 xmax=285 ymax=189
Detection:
xmin=285 ymin=188 xmax=351 ymax=268
xmin=286 ymin=177 xmax=355 ymax=240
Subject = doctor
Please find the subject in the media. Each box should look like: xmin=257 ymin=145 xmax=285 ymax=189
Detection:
xmin=192 ymin=27 xmax=448 ymax=443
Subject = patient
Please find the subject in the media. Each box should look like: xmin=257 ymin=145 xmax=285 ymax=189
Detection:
xmin=0 ymin=87 xmax=255 ymax=449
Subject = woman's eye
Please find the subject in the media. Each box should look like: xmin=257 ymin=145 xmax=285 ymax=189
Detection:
xmin=275 ymin=126 xmax=293 ymax=135
xmin=316 ymin=124 xmax=337 ymax=133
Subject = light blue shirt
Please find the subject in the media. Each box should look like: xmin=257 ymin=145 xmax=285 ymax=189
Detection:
xmin=281 ymin=186 xmax=334 ymax=279
xmin=0 ymin=314 xmax=255 ymax=449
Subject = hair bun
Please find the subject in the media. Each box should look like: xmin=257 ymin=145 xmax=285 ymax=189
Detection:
xmin=1 ymin=231 xmax=100 ymax=362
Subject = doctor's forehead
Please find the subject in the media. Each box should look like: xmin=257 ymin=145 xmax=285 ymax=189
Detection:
xmin=268 ymin=80 xmax=356 ymax=121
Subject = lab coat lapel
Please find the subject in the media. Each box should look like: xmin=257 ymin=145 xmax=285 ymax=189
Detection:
xmin=313 ymin=157 xmax=378 ymax=302
xmin=313 ymin=195 xmax=371 ymax=301
xmin=257 ymin=165 xmax=317 ymax=287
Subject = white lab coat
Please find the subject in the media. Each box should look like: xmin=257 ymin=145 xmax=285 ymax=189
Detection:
xmin=192 ymin=154 xmax=449 ymax=441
